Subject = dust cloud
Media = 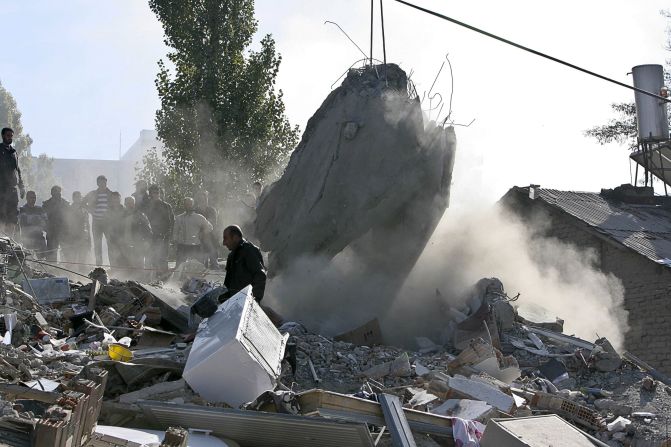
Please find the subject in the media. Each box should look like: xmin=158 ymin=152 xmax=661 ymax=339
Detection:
xmin=265 ymin=203 xmax=629 ymax=351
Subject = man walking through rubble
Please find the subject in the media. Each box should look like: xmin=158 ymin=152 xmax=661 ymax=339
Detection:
xmin=221 ymin=225 xmax=266 ymax=302
xmin=173 ymin=197 xmax=212 ymax=266
xmin=85 ymin=175 xmax=113 ymax=265
xmin=0 ymin=128 xmax=25 ymax=235
xmin=42 ymin=185 xmax=70 ymax=262
xmin=146 ymin=184 xmax=174 ymax=275
xmin=18 ymin=191 xmax=47 ymax=255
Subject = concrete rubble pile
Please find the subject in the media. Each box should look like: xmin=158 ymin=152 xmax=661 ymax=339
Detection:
xmin=267 ymin=278 xmax=671 ymax=447
xmin=1 ymin=234 xmax=671 ymax=446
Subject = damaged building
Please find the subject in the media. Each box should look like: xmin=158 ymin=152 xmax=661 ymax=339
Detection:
xmin=501 ymin=184 xmax=671 ymax=375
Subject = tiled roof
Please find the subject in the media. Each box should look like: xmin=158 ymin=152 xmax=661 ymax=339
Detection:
xmin=528 ymin=188 xmax=671 ymax=266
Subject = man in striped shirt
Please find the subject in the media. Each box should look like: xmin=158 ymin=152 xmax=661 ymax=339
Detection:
xmin=84 ymin=175 xmax=113 ymax=265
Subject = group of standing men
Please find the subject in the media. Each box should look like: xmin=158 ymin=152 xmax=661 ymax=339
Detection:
xmin=0 ymin=127 xmax=267 ymax=302
xmin=18 ymin=175 xmax=221 ymax=277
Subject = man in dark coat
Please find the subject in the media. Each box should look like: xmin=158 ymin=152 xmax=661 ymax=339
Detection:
xmin=42 ymin=185 xmax=70 ymax=262
xmin=18 ymin=191 xmax=47 ymax=254
xmin=132 ymin=180 xmax=150 ymax=211
xmin=222 ymin=225 xmax=266 ymax=302
xmin=0 ymin=128 xmax=25 ymax=234
xmin=121 ymin=196 xmax=152 ymax=273
xmin=64 ymin=191 xmax=91 ymax=263
xmin=145 ymin=184 xmax=174 ymax=274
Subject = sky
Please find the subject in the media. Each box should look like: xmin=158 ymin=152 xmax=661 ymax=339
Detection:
xmin=2 ymin=0 xmax=670 ymax=206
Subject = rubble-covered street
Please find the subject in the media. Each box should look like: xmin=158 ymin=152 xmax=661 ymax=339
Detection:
xmin=3 ymin=1 xmax=671 ymax=445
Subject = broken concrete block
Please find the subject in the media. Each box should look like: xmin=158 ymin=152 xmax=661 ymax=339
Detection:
xmin=449 ymin=338 xmax=520 ymax=384
xmin=430 ymin=399 xmax=494 ymax=421
xmin=362 ymin=352 xmax=411 ymax=379
xmin=446 ymin=375 xmax=515 ymax=413
xmin=183 ymin=286 xmax=289 ymax=407
xmin=473 ymin=356 xmax=521 ymax=384
xmin=406 ymin=389 xmax=438 ymax=410
xmin=480 ymin=415 xmax=597 ymax=447
xmin=590 ymin=338 xmax=621 ymax=372
xmin=448 ymin=338 xmax=493 ymax=372
xmin=427 ymin=379 xmax=450 ymax=400
xmin=607 ymin=416 xmax=631 ymax=432
xmin=414 ymin=362 xmax=430 ymax=377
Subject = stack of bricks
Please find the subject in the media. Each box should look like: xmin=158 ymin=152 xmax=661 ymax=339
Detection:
xmin=13 ymin=367 xmax=109 ymax=447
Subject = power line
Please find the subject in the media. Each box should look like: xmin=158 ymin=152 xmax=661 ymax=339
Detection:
xmin=392 ymin=0 xmax=671 ymax=103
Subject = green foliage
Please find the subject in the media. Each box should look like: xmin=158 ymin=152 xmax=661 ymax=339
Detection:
xmin=585 ymin=11 xmax=671 ymax=149
xmin=0 ymin=81 xmax=33 ymax=157
xmin=143 ymin=0 xmax=299 ymax=204
xmin=584 ymin=102 xmax=638 ymax=149
xmin=0 ymin=81 xmax=55 ymax=199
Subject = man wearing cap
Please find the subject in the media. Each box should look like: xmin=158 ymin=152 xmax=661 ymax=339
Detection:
xmin=145 ymin=184 xmax=174 ymax=274
xmin=84 ymin=175 xmax=113 ymax=265
xmin=0 ymin=128 xmax=25 ymax=234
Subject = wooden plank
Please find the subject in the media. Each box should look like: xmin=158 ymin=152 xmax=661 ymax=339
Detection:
xmin=298 ymin=390 xmax=453 ymax=437
xmin=379 ymin=394 xmax=416 ymax=447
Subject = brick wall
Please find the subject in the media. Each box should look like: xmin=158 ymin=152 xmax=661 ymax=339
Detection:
xmin=501 ymin=189 xmax=671 ymax=374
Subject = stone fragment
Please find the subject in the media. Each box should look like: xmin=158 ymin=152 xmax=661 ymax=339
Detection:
xmin=641 ymin=376 xmax=656 ymax=392
xmin=606 ymin=416 xmax=631 ymax=432
xmin=362 ymin=352 xmax=411 ymax=379
xmin=446 ymin=375 xmax=515 ymax=413
xmin=590 ymin=338 xmax=621 ymax=372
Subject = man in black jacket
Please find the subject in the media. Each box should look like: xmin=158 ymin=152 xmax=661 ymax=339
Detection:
xmin=0 ymin=128 xmax=25 ymax=234
xmin=42 ymin=186 xmax=70 ymax=262
xmin=18 ymin=191 xmax=46 ymax=254
xmin=145 ymin=184 xmax=174 ymax=274
xmin=222 ymin=225 xmax=266 ymax=302
xmin=121 ymin=196 xmax=152 ymax=278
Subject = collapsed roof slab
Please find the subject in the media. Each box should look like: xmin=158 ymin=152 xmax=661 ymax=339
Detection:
xmin=256 ymin=64 xmax=456 ymax=292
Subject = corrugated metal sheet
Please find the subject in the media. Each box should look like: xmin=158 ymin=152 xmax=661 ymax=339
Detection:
xmin=139 ymin=401 xmax=374 ymax=447
xmin=532 ymin=188 xmax=671 ymax=265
